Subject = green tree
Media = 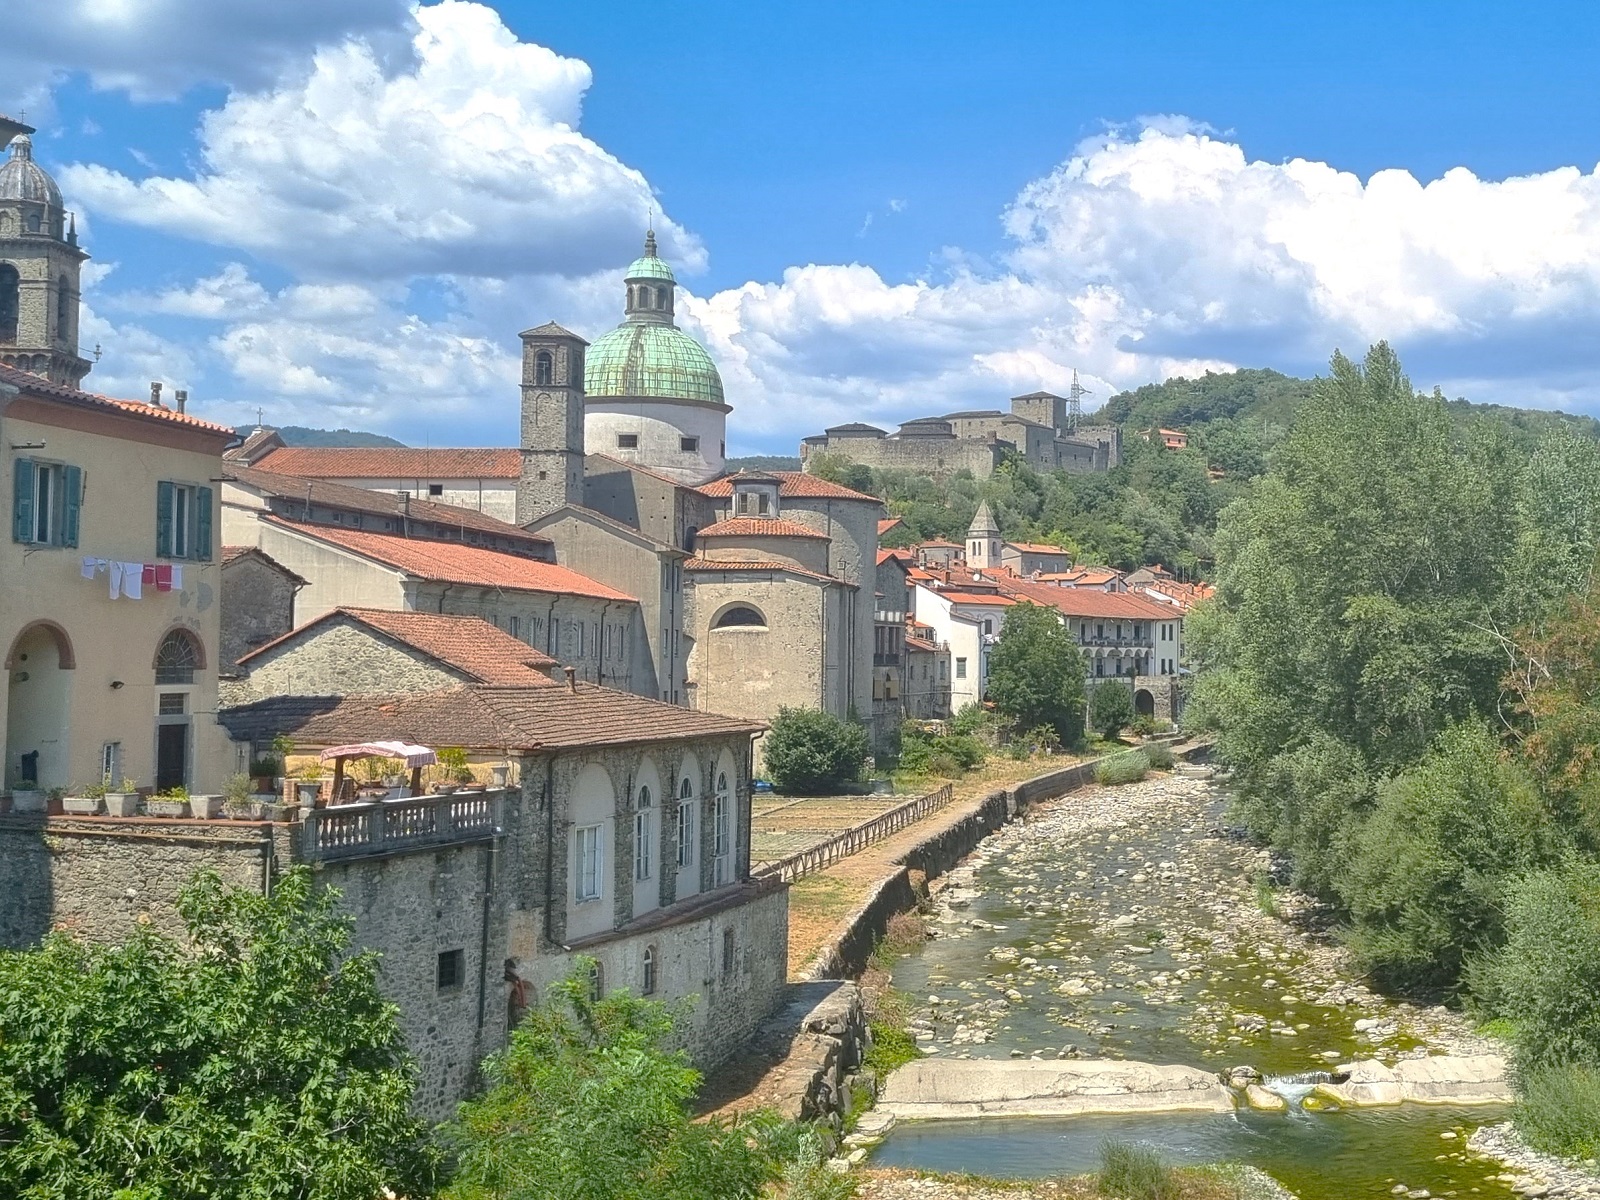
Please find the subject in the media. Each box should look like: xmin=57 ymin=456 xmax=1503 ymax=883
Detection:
xmin=1088 ymin=677 xmax=1135 ymax=741
xmin=444 ymin=964 xmax=775 ymax=1200
xmin=764 ymin=707 xmax=870 ymax=794
xmin=986 ymin=601 xmax=1086 ymax=745
xmin=0 ymin=868 xmax=439 ymax=1200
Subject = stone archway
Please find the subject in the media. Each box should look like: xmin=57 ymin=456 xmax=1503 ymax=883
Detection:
xmin=1134 ymin=688 xmax=1156 ymax=718
xmin=6 ymin=621 xmax=75 ymax=790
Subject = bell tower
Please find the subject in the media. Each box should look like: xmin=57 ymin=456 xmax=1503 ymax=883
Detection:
xmin=517 ymin=321 xmax=588 ymax=524
xmin=0 ymin=126 xmax=91 ymax=388
xmin=967 ymin=501 xmax=1002 ymax=570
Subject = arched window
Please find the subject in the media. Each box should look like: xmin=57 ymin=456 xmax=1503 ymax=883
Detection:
xmin=713 ymin=605 xmax=766 ymax=630
xmin=712 ymin=771 xmax=732 ymax=886
xmin=154 ymin=629 xmax=201 ymax=684
xmin=588 ymin=959 xmax=604 ymax=1002
xmin=676 ymin=775 xmax=695 ymax=869
xmin=26 ymin=213 xmax=40 ymax=234
xmin=657 ymin=286 xmax=670 ymax=310
xmin=634 ymin=783 xmax=653 ymax=881
xmin=56 ymin=276 xmax=69 ymax=341
xmin=642 ymin=945 xmax=658 ymax=995
xmin=534 ymin=350 xmax=553 ymax=386
xmin=0 ymin=264 xmax=17 ymax=343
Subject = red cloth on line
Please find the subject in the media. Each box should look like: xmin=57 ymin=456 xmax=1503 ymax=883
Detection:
xmin=142 ymin=564 xmax=157 ymax=585
xmin=154 ymin=565 xmax=173 ymax=592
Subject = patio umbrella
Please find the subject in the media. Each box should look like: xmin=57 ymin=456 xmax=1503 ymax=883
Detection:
xmin=319 ymin=742 xmax=437 ymax=801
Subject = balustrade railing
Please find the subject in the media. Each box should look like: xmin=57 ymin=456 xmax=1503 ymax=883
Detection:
xmin=300 ymin=789 xmax=505 ymax=862
xmin=754 ymin=783 xmax=955 ymax=883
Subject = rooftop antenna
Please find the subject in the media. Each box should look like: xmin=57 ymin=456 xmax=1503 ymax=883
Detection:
xmin=1067 ymin=370 xmax=1093 ymax=433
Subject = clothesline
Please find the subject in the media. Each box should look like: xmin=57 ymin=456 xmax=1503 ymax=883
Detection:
xmin=80 ymin=557 xmax=183 ymax=600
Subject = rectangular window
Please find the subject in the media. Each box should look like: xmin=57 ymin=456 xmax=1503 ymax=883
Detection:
xmin=156 ymin=481 xmax=213 ymax=561
xmin=758 ymin=492 xmax=770 ymax=515
xmin=101 ymin=742 xmax=122 ymax=786
xmin=617 ymin=433 xmax=639 ymax=449
xmin=677 ymin=799 xmax=695 ymax=868
xmin=11 ymin=460 xmax=80 ymax=548
xmin=955 ymin=657 xmax=967 ymax=679
xmin=736 ymin=492 xmax=751 ymax=514
xmin=721 ymin=928 xmax=735 ymax=979
xmin=436 ymin=949 xmax=464 ymax=991
xmin=634 ymin=809 xmax=652 ymax=882
xmin=575 ymin=824 xmax=603 ymax=902
xmin=550 ymin=617 xmax=561 ymax=655
xmin=428 ymin=483 xmax=444 ymax=496
xmin=158 ymin=692 xmax=187 ymax=715
xmin=680 ymin=436 xmax=700 ymax=453
xmin=507 ymin=614 xmax=520 ymax=639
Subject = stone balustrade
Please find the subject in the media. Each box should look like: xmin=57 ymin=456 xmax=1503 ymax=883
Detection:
xmin=299 ymin=788 xmax=507 ymax=862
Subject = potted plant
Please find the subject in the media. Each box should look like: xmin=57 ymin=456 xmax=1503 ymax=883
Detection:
xmin=10 ymin=779 xmax=43 ymax=812
xmin=189 ymin=790 xmax=224 ymax=819
xmin=292 ymin=765 xmax=322 ymax=807
xmin=247 ymin=756 xmax=281 ymax=794
xmin=221 ymin=774 xmax=255 ymax=819
xmin=105 ymin=778 xmax=141 ymax=817
xmin=489 ymin=764 xmax=510 ymax=788
xmin=146 ymin=786 xmax=190 ymax=818
xmin=47 ymin=786 xmax=67 ymax=815
xmin=63 ymin=781 xmax=106 ymax=816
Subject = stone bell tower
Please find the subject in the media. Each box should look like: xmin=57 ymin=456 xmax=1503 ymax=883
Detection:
xmin=967 ymin=500 xmax=1002 ymax=570
xmin=517 ymin=321 xmax=588 ymax=525
xmin=0 ymin=124 xmax=91 ymax=388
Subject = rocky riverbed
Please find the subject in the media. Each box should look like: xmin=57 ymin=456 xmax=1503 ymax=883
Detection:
xmin=868 ymin=771 xmax=1594 ymax=1200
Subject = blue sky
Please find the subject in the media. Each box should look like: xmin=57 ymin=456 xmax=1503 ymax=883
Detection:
xmin=5 ymin=1 xmax=1600 ymax=452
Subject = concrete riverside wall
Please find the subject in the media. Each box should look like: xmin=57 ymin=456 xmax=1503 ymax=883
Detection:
xmin=878 ymin=1058 xmax=1235 ymax=1119
xmin=804 ymin=749 xmax=1197 ymax=980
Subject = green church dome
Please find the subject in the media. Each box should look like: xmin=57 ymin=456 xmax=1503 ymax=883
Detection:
xmin=625 ymin=252 xmax=676 ymax=283
xmin=585 ymin=321 xmax=725 ymax=407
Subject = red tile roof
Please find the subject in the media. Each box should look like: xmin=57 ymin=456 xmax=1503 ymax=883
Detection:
xmin=1005 ymin=541 xmax=1071 ymax=555
xmin=918 ymin=539 xmax=962 ymax=549
xmin=935 ymin=591 xmax=1017 ymax=607
xmin=219 ymin=544 xmax=308 ymax=583
xmin=698 ymin=470 xmax=879 ymax=503
xmin=905 ymin=634 xmax=941 ymax=653
xmin=239 ymin=608 xmax=560 ymax=687
xmin=878 ymin=517 xmax=903 ymax=536
xmin=683 ymin=557 xmax=847 ymax=586
xmin=263 ymin=517 xmax=636 ymax=601
xmin=221 ymin=683 xmax=765 ymax=752
xmin=0 ymin=363 xmax=235 ymax=437
xmin=253 ymin=446 xmax=522 ymax=479
xmin=226 ymin=465 xmax=550 ymax=548
xmin=998 ymin=576 xmax=1174 ymax=619
xmin=698 ymin=517 xmax=828 ymax=539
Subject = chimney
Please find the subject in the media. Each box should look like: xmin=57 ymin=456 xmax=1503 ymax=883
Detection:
xmin=149 ymin=381 xmax=162 ymax=407
xmin=174 ymin=389 xmax=187 ymax=415
xmin=563 ymin=665 xmax=577 ymax=693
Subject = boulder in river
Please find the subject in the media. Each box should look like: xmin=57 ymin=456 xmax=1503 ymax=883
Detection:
xmin=876 ymin=1057 xmax=1236 ymax=1119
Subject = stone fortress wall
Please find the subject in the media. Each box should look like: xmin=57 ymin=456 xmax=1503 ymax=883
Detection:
xmin=800 ymin=391 xmax=1123 ymax=480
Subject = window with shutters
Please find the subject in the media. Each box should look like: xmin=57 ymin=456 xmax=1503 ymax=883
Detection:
xmin=574 ymin=824 xmax=603 ymax=902
xmin=156 ymin=481 xmax=213 ymax=561
xmin=11 ymin=459 xmax=80 ymax=548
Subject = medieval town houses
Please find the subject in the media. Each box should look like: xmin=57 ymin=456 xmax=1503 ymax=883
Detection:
xmin=0 ymin=116 xmax=1197 ymax=1116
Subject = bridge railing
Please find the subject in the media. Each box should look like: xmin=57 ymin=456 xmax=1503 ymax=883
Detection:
xmin=754 ymin=783 xmax=955 ymax=883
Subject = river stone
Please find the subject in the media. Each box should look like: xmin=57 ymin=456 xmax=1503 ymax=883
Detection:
xmin=1392 ymin=1054 xmax=1511 ymax=1104
xmin=1244 ymin=1083 xmax=1288 ymax=1112
xmin=1315 ymin=1058 xmax=1404 ymax=1107
xmin=876 ymin=1058 xmax=1236 ymax=1119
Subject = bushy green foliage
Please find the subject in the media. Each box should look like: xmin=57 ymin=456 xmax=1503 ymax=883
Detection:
xmin=987 ymin=602 xmax=1087 ymax=745
xmin=1234 ymin=733 xmax=1373 ymax=901
xmin=445 ymin=962 xmax=776 ymax=1200
xmin=1142 ymin=742 xmax=1175 ymax=770
xmin=0 ymin=868 xmax=439 ymax=1200
xmin=1089 ymin=679 xmax=1136 ymax=740
xmin=1095 ymin=750 xmax=1150 ymax=786
xmin=765 ymin=707 xmax=870 ymax=794
xmin=864 ymin=1021 xmax=921 ymax=1076
xmin=1096 ymin=1139 xmax=1180 ymax=1200
xmin=898 ymin=721 xmax=987 ymax=778
xmin=1340 ymin=724 xmax=1558 ymax=992
xmin=1472 ymin=860 xmax=1600 ymax=1073
xmin=1512 ymin=1063 xmax=1600 ymax=1159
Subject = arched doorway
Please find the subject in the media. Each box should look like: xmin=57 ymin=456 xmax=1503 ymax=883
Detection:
xmin=153 ymin=628 xmax=204 ymax=792
xmin=1134 ymin=689 xmax=1156 ymax=718
xmin=6 ymin=622 xmax=75 ymax=790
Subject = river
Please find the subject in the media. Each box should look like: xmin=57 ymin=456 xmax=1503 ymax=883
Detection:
xmin=867 ymin=769 xmax=1519 ymax=1200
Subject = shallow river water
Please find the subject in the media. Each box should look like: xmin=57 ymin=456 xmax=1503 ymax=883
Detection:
xmin=869 ymin=772 xmax=1520 ymax=1200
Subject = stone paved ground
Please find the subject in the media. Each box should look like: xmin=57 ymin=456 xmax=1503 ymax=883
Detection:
xmin=751 ymin=795 xmax=912 ymax=869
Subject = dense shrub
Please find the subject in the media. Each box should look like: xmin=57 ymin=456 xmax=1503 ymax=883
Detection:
xmin=1095 ymin=750 xmax=1149 ymax=786
xmin=898 ymin=721 xmax=987 ymax=779
xmin=1512 ymin=1063 xmax=1600 ymax=1159
xmin=986 ymin=603 xmax=1087 ymax=745
xmin=1235 ymin=733 xmax=1374 ymax=902
xmin=1142 ymin=742 xmax=1175 ymax=770
xmin=1088 ymin=679 xmax=1136 ymax=741
xmin=765 ymin=708 xmax=870 ymax=794
xmin=1096 ymin=1140 xmax=1179 ymax=1200
xmin=1472 ymin=860 xmax=1600 ymax=1073
xmin=1341 ymin=723 xmax=1557 ymax=993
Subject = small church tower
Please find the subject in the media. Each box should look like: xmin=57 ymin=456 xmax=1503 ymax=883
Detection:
xmin=967 ymin=501 xmax=1002 ymax=570
xmin=0 ymin=126 xmax=91 ymax=388
xmin=517 ymin=322 xmax=588 ymax=525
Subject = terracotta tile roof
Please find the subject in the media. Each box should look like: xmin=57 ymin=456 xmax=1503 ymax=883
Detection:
xmin=905 ymin=634 xmax=941 ymax=653
xmin=1005 ymin=541 xmax=1071 ymax=555
xmin=698 ymin=517 xmax=828 ymax=539
xmin=237 ymin=608 xmax=559 ymax=687
xmin=227 ymin=465 xmax=550 ymax=548
xmin=935 ymin=591 xmax=1017 ymax=607
xmin=683 ymin=557 xmax=848 ymax=586
xmin=220 ymin=545 xmax=254 ymax=565
xmin=0 ymin=363 xmax=236 ymax=437
xmin=878 ymin=517 xmax=903 ymax=536
xmin=876 ymin=548 xmax=913 ymax=567
xmin=917 ymin=539 xmax=963 ymax=549
xmin=698 ymin=470 xmax=879 ymax=503
xmin=998 ymin=576 xmax=1175 ymax=620
xmin=219 ymin=544 xmax=308 ymax=583
xmin=263 ymin=517 xmax=636 ymax=601
xmin=252 ymin=446 xmax=522 ymax=479
xmin=220 ymin=683 xmax=764 ymax=752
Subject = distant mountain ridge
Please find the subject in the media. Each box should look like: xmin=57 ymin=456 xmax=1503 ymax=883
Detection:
xmin=238 ymin=425 xmax=407 ymax=448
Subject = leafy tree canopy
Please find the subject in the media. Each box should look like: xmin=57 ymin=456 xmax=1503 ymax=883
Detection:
xmin=1087 ymin=678 xmax=1136 ymax=742
xmin=0 ymin=868 xmax=439 ymax=1200
xmin=763 ymin=707 xmax=870 ymax=794
xmin=986 ymin=601 xmax=1086 ymax=745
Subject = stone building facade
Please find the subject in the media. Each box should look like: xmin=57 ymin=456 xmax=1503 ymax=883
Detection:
xmin=218 ymin=546 xmax=304 ymax=670
xmin=0 ymin=126 xmax=90 ymax=387
xmin=800 ymin=391 xmax=1123 ymax=481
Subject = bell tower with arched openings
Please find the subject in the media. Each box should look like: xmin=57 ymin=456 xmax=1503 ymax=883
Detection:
xmin=517 ymin=321 xmax=589 ymax=524
xmin=0 ymin=121 xmax=90 ymax=388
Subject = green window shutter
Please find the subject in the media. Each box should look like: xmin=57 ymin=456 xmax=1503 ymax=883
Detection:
xmin=11 ymin=459 xmax=33 ymax=544
xmin=156 ymin=480 xmax=174 ymax=557
xmin=60 ymin=465 xmax=82 ymax=548
xmin=195 ymin=486 xmax=213 ymax=562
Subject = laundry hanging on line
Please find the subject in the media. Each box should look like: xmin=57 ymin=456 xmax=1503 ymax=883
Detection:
xmin=81 ymin=557 xmax=186 ymax=599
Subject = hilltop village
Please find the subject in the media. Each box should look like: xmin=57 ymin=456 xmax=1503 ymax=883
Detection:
xmin=0 ymin=115 xmax=1206 ymax=1118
